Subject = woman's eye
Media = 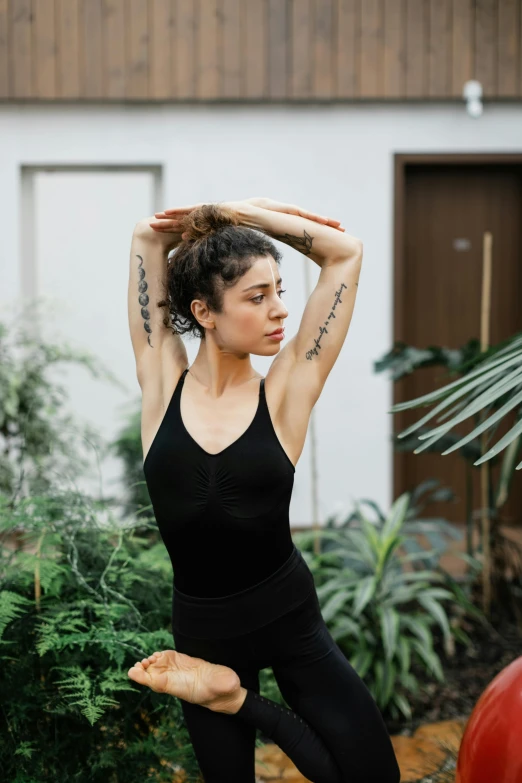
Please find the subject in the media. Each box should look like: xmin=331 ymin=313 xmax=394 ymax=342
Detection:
xmin=252 ymin=290 xmax=286 ymax=304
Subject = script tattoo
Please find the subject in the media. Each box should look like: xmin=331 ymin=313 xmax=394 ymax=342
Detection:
xmin=305 ymin=282 xmax=348 ymax=361
xmin=136 ymin=254 xmax=153 ymax=347
xmin=270 ymin=229 xmax=314 ymax=256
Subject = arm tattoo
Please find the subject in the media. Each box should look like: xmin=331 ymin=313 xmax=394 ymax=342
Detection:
xmin=305 ymin=282 xmax=348 ymax=361
xmin=136 ymin=254 xmax=153 ymax=347
xmin=269 ymin=229 xmax=314 ymax=256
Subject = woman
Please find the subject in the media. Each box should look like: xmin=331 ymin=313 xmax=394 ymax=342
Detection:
xmin=126 ymin=197 xmax=400 ymax=783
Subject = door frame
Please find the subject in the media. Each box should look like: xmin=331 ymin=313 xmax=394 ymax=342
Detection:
xmin=392 ymin=152 xmax=522 ymax=499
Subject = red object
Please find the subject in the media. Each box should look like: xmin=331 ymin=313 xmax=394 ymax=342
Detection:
xmin=456 ymin=656 xmax=522 ymax=783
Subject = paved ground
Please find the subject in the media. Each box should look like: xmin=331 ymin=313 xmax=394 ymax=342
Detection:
xmin=253 ymin=717 xmax=467 ymax=782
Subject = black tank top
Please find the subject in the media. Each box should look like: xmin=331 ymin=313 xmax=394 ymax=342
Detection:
xmin=143 ymin=368 xmax=296 ymax=597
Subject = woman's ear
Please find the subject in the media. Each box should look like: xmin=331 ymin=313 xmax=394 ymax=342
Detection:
xmin=191 ymin=300 xmax=215 ymax=332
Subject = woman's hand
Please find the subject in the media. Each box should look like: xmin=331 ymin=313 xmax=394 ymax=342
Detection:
xmin=152 ymin=197 xmax=346 ymax=237
xmin=134 ymin=216 xmax=184 ymax=252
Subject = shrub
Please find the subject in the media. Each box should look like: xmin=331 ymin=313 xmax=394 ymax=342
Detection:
xmin=293 ymin=482 xmax=484 ymax=720
xmin=0 ymin=491 xmax=203 ymax=783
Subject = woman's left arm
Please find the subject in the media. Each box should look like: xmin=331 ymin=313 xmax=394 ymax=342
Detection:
xmin=236 ymin=199 xmax=362 ymax=268
xmin=237 ymin=199 xmax=363 ymax=406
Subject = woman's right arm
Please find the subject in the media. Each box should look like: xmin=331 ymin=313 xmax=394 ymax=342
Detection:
xmin=128 ymin=220 xmax=188 ymax=390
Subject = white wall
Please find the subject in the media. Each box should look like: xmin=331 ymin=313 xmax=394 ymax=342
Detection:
xmin=1 ymin=102 xmax=521 ymax=525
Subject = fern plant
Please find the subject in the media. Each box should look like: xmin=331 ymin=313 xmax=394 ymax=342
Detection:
xmin=0 ymin=490 xmax=204 ymax=783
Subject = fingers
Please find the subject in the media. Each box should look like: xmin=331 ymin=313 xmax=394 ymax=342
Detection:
xmin=149 ymin=217 xmax=184 ymax=234
xmin=283 ymin=205 xmax=343 ymax=230
xmin=303 ymin=211 xmax=341 ymax=228
xmin=153 ymin=212 xmax=181 ymax=223
xmin=149 ymin=221 xmax=175 ymax=229
xmin=162 ymin=203 xmax=205 ymax=215
xmin=153 ymin=208 xmax=345 ymax=233
xmin=157 ymin=201 xmax=344 ymax=230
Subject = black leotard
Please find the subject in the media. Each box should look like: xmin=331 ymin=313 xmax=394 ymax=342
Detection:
xmin=143 ymin=368 xmax=296 ymax=597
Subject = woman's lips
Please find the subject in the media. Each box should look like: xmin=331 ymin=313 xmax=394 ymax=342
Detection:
xmin=267 ymin=330 xmax=285 ymax=341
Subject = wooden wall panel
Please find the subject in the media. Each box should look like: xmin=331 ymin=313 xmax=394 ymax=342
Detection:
xmin=498 ymin=0 xmax=519 ymax=95
xmin=34 ymin=0 xmax=57 ymax=99
xmin=174 ymin=0 xmax=197 ymax=99
xmin=291 ymin=0 xmax=312 ymax=99
xmin=0 ymin=0 xmax=7 ymax=97
xmin=0 ymin=0 xmax=520 ymax=102
xmin=80 ymin=0 xmax=103 ymax=99
xmin=405 ymin=0 xmax=428 ymax=97
xmin=57 ymin=0 xmax=80 ymax=99
xmin=150 ymin=0 xmax=173 ymax=100
xmin=475 ymin=0 xmax=498 ymax=95
xmin=360 ymin=0 xmax=384 ymax=98
xmin=103 ymin=0 xmax=126 ymax=100
xmin=197 ymin=0 xmax=219 ymax=99
xmin=222 ymin=0 xmax=242 ymax=98
xmin=10 ymin=0 xmax=32 ymax=98
xmin=451 ymin=0 xmax=474 ymax=98
xmin=384 ymin=0 xmax=406 ymax=98
xmin=244 ymin=0 xmax=266 ymax=98
xmin=336 ymin=0 xmax=358 ymax=98
xmin=313 ymin=0 xmax=335 ymax=98
xmin=127 ymin=0 xmax=149 ymax=99
xmin=428 ymin=0 xmax=452 ymax=97
xmin=517 ymin=0 xmax=522 ymax=97
xmin=267 ymin=0 xmax=289 ymax=99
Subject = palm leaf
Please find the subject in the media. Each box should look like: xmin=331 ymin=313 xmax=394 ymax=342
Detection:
xmin=389 ymin=334 xmax=522 ymax=469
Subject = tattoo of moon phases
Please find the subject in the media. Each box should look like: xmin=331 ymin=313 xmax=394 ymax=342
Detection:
xmin=305 ymin=282 xmax=348 ymax=361
xmin=136 ymin=254 xmax=153 ymax=347
xmin=271 ymin=229 xmax=314 ymax=256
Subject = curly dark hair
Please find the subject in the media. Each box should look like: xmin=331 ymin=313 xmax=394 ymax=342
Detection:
xmin=156 ymin=203 xmax=283 ymax=341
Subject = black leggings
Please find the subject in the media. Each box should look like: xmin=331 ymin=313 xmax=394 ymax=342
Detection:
xmin=172 ymin=547 xmax=401 ymax=783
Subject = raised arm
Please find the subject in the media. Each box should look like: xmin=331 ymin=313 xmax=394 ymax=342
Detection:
xmin=238 ymin=200 xmax=363 ymax=410
xmin=238 ymin=197 xmax=360 ymax=267
xmin=128 ymin=220 xmax=188 ymax=389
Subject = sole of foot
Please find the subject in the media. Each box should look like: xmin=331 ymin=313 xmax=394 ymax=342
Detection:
xmin=127 ymin=650 xmax=246 ymax=713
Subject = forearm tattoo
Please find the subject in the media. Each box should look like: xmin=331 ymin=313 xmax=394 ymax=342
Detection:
xmin=269 ymin=229 xmax=314 ymax=256
xmin=306 ymin=282 xmax=348 ymax=361
xmin=136 ymin=254 xmax=153 ymax=347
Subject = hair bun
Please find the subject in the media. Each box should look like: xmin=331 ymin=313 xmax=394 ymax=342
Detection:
xmin=178 ymin=203 xmax=241 ymax=244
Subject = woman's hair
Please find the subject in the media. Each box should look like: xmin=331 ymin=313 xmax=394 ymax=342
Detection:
xmin=157 ymin=203 xmax=283 ymax=341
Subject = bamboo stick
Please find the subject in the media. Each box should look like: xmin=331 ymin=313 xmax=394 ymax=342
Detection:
xmin=480 ymin=231 xmax=493 ymax=616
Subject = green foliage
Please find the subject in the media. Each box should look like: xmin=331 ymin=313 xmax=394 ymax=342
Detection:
xmin=377 ymin=331 xmax=522 ymax=477
xmin=0 ymin=311 xmax=125 ymax=502
xmin=293 ymin=480 xmax=485 ymax=722
xmin=375 ymin=332 xmax=522 ymax=614
xmin=0 ymin=590 xmax=33 ymax=638
xmin=0 ymin=492 xmax=203 ymax=783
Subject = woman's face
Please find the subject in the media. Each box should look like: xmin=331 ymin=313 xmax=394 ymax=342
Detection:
xmin=196 ymin=255 xmax=289 ymax=355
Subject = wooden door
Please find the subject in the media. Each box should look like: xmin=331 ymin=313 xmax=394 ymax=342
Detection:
xmin=394 ymin=163 xmax=522 ymax=528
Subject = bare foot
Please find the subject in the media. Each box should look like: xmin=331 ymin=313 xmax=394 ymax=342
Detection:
xmin=127 ymin=650 xmax=247 ymax=713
